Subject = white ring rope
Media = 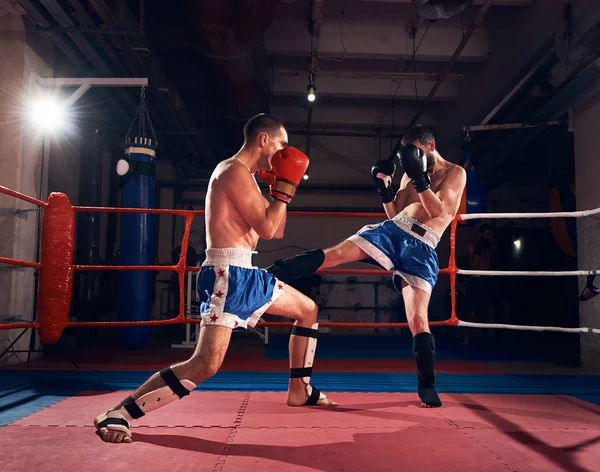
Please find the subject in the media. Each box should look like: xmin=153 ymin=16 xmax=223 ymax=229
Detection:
xmin=454 ymin=205 xmax=600 ymax=334
xmin=459 ymin=206 xmax=600 ymax=220
xmin=458 ymin=269 xmax=600 ymax=277
xmin=457 ymin=320 xmax=600 ymax=334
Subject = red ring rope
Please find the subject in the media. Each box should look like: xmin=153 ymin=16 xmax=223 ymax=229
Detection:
xmin=0 ymin=186 xmax=460 ymax=342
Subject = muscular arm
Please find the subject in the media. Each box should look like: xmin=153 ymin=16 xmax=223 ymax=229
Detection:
xmin=419 ymin=188 xmax=444 ymax=219
xmin=220 ymin=163 xmax=286 ymax=240
xmin=383 ymin=174 xmax=409 ymax=219
xmin=264 ymin=195 xmax=286 ymax=239
xmin=434 ymin=166 xmax=467 ymax=218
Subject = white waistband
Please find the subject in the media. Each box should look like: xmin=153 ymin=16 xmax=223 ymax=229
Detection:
xmin=392 ymin=215 xmax=440 ymax=248
xmin=202 ymin=247 xmax=256 ymax=269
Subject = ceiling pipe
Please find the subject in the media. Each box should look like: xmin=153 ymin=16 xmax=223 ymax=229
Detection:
xmin=389 ymin=0 xmax=495 ymax=159
xmin=478 ymin=42 xmax=558 ymax=125
xmin=477 ymin=54 xmax=600 ymax=182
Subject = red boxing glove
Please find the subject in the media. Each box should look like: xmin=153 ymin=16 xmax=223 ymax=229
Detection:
xmin=269 ymin=147 xmax=309 ymax=204
xmin=258 ymin=169 xmax=276 ymax=187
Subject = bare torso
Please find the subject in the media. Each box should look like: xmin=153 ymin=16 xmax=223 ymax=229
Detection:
xmin=398 ymin=160 xmax=464 ymax=237
xmin=205 ymin=158 xmax=262 ymax=250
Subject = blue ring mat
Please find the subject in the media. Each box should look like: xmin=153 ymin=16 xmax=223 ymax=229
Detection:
xmin=2 ymin=370 xmax=599 ymax=426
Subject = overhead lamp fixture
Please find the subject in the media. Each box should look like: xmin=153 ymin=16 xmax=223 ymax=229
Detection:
xmin=307 ymin=83 xmax=316 ymax=102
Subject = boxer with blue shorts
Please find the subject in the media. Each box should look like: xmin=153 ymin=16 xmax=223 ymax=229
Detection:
xmin=266 ymin=125 xmax=467 ymax=410
xmin=198 ymin=248 xmax=285 ymax=329
xmin=348 ymin=215 xmax=440 ymax=296
xmin=94 ymin=114 xmax=336 ymax=445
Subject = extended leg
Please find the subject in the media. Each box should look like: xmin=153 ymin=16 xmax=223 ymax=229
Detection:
xmin=400 ymin=280 xmax=442 ymax=408
xmin=265 ymin=240 xmax=370 ymax=283
xmin=94 ymin=325 xmax=232 ymax=443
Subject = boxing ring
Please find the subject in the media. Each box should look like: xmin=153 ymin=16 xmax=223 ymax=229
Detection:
xmin=1 ymin=184 xmax=599 ymax=341
xmin=1 ymin=184 xmax=600 ymax=472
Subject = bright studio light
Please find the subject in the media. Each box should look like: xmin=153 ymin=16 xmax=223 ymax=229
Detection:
xmin=307 ymin=84 xmax=316 ymax=102
xmin=30 ymin=98 xmax=66 ymax=131
xmin=513 ymin=239 xmax=521 ymax=250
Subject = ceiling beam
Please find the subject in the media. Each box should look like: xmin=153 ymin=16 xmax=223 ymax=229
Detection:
xmin=271 ymin=74 xmax=459 ymax=100
xmin=272 ymin=104 xmax=437 ymax=128
xmin=270 ymin=95 xmax=444 ymax=109
xmin=404 ymin=0 xmax=495 ymax=131
xmin=278 ymin=69 xmax=465 ymax=81
xmin=270 ymin=55 xmax=479 ymax=74
xmin=265 ymin=3 xmax=490 ymax=62
xmin=355 ymin=0 xmax=533 ymax=5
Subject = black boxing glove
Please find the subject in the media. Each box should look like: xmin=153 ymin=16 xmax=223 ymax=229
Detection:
xmin=371 ymin=158 xmax=396 ymax=204
xmin=398 ymin=144 xmax=430 ymax=193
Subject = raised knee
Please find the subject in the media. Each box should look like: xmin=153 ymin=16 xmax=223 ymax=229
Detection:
xmin=307 ymin=301 xmax=318 ymax=324
xmin=298 ymin=299 xmax=318 ymax=326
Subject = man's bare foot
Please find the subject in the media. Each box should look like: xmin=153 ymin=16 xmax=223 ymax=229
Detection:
xmin=286 ymin=385 xmax=338 ymax=407
xmin=94 ymin=410 xmax=132 ymax=443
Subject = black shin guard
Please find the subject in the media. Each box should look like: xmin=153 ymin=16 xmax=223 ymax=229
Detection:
xmin=264 ymin=249 xmax=325 ymax=284
xmin=412 ymin=332 xmax=442 ymax=407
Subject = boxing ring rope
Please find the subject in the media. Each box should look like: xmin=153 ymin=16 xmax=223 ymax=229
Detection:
xmin=0 ymin=183 xmax=599 ymax=344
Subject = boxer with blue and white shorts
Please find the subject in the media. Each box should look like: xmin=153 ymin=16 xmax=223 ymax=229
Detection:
xmin=198 ymin=247 xmax=285 ymax=329
xmin=347 ymin=214 xmax=440 ymax=295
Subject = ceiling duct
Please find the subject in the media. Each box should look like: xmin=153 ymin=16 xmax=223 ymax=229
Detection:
xmin=413 ymin=0 xmax=474 ymax=21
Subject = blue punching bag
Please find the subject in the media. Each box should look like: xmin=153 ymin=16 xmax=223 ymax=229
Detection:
xmin=117 ymin=133 xmax=157 ymax=348
xmin=458 ymin=137 xmax=487 ymax=226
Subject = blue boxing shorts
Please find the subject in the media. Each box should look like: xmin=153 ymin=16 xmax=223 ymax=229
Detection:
xmin=347 ymin=215 xmax=440 ymax=295
xmin=197 ymin=247 xmax=285 ymax=329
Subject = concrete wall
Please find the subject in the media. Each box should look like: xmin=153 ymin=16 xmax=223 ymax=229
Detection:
xmin=0 ymin=15 xmax=56 ymax=365
xmin=571 ymin=84 xmax=600 ymax=371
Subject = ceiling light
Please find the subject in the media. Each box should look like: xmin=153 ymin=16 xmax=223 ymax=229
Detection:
xmin=307 ymin=83 xmax=316 ymax=102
